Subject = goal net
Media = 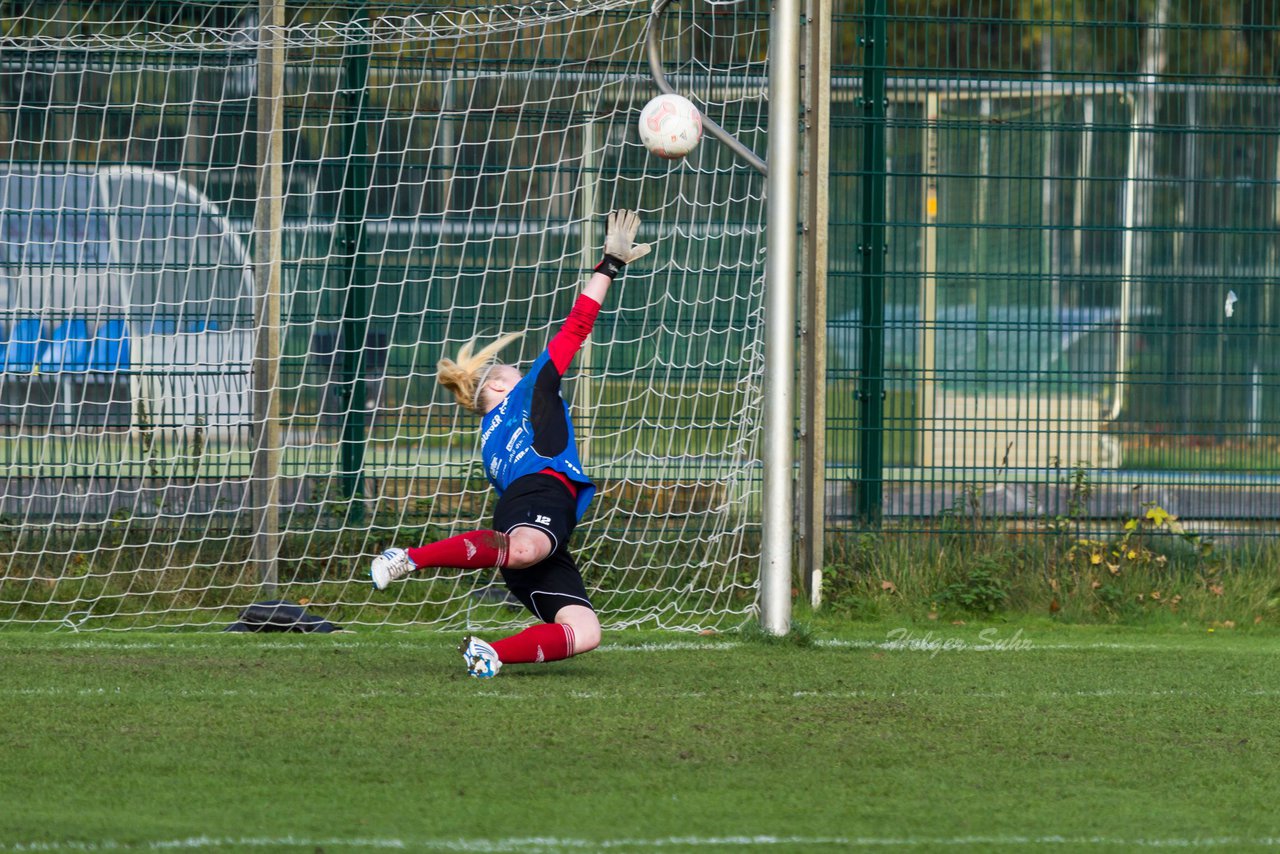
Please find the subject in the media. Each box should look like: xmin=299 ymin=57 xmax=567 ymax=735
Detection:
xmin=0 ymin=1 xmax=769 ymax=631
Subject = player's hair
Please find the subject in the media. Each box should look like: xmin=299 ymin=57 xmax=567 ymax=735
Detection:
xmin=437 ymin=331 xmax=525 ymax=414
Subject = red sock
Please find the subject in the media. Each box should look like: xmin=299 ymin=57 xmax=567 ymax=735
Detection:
xmin=407 ymin=530 xmax=508 ymax=570
xmin=492 ymin=623 xmax=575 ymax=664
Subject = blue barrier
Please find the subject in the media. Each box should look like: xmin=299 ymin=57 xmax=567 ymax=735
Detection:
xmin=39 ymin=319 xmax=93 ymax=373
xmin=90 ymin=319 xmax=130 ymax=372
xmin=3 ymin=318 xmax=45 ymax=373
xmin=1 ymin=318 xmax=132 ymax=373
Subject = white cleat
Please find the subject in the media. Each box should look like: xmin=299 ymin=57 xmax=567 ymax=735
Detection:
xmin=459 ymin=635 xmax=502 ymax=678
xmin=369 ymin=547 xmax=414 ymax=590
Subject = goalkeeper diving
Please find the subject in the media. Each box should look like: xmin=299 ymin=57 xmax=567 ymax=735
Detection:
xmin=367 ymin=210 xmax=652 ymax=678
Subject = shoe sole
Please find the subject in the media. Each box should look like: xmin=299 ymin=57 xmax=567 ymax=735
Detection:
xmin=459 ymin=635 xmax=477 ymax=676
xmin=369 ymin=555 xmax=409 ymax=592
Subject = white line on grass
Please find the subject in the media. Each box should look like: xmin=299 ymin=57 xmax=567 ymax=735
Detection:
xmin=5 ymin=834 xmax=1280 ymax=850
xmin=815 ymin=638 xmax=1253 ymax=653
xmin=25 ymin=639 xmax=742 ymax=654
xmin=6 ymin=687 xmax=1278 ymax=702
xmin=791 ymin=688 xmax=1280 ymax=700
xmin=23 ymin=636 xmax=1257 ymax=655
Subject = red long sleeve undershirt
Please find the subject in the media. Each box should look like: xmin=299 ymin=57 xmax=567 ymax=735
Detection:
xmin=545 ymin=293 xmax=601 ymax=375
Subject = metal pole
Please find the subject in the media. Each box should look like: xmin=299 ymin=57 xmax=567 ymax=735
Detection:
xmin=975 ymin=97 xmax=990 ymax=385
xmin=799 ymin=0 xmax=831 ymax=608
xmin=252 ymin=0 xmax=284 ymax=590
xmin=339 ymin=5 xmax=372 ymax=515
xmin=856 ymin=0 xmax=887 ymax=525
xmin=1112 ymin=93 xmax=1137 ymax=423
xmin=1040 ymin=27 xmax=1058 ymax=310
xmin=915 ymin=90 xmax=939 ymax=470
xmin=1111 ymin=1 xmax=1168 ymax=423
xmin=1073 ymin=98 xmax=1094 ymax=281
xmin=759 ymin=0 xmax=801 ymax=636
xmin=1178 ymin=93 xmax=1198 ymax=429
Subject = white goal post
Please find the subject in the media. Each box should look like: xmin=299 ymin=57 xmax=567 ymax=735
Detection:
xmin=0 ymin=0 xmax=780 ymax=632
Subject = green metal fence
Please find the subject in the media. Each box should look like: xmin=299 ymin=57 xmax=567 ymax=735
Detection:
xmin=828 ymin=0 xmax=1280 ymax=543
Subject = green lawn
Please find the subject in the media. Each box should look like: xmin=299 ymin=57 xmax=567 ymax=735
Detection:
xmin=2 ymin=622 xmax=1280 ymax=852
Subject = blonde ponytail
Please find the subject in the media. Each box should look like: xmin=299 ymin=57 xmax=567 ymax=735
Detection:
xmin=436 ymin=331 xmax=524 ymax=414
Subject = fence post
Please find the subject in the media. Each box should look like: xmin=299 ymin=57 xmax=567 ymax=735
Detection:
xmin=339 ymin=3 xmax=372 ymax=517
xmin=856 ymin=0 xmax=887 ymax=526
xmin=914 ymin=89 xmax=939 ymax=475
xmin=252 ymin=0 xmax=285 ymax=590
xmin=799 ymin=0 xmax=832 ymax=607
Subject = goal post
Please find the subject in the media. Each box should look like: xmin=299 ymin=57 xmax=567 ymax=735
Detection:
xmin=0 ymin=0 xmax=775 ymax=632
xmin=760 ymin=0 xmax=801 ymax=637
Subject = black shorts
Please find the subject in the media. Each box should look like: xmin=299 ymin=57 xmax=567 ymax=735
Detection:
xmin=492 ymin=473 xmax=594 ymax=622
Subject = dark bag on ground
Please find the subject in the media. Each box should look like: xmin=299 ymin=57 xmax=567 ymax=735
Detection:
xmin=225 ymin=600 xmax=343 ymax=633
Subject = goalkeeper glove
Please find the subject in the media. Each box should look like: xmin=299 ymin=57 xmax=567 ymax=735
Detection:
xmin=595 ymin=209 xmax=652 ymax=279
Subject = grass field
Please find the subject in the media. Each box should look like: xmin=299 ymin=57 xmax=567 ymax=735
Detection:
xmin=3 ymin=621 xmax=1280 ymax=852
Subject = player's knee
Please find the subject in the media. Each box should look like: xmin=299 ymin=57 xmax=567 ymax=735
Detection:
xmin=504 ymin=531 xmax=550 ymax=569
xmin=571 ymin=619 xmax=601 ymax=654
xmin=559 ymin=606 xmax=600 ymax=654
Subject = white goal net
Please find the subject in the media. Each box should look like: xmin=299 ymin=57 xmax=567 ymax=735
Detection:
xmin=0 ymin=1 xmax=769 ymax=630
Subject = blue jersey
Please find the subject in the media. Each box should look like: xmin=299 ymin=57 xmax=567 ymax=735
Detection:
xmin=480 ymin=347 xmax=596 ymax=521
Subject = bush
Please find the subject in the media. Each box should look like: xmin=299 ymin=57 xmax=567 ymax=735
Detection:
xmin=934 ymin=557 xmax=1009 ymax=615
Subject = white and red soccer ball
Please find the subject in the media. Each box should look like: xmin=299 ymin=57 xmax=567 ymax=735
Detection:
xmin=638 ymin=93 xmax=703 ymax=160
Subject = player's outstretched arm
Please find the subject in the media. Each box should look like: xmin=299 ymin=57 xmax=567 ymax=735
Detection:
xmin=547 ymin=209 xmax=652 ymax=374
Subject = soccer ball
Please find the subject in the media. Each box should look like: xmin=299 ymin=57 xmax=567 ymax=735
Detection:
xmin=638 ymin=93 xmax=703 ymax=160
